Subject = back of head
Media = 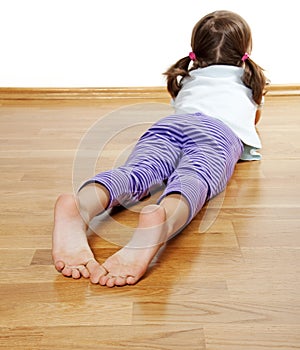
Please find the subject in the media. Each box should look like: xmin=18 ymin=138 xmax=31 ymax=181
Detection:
xmin=191 ymin=10 xmax=251 ymax=67
xmin=164 ymin=10 xmax=267 ymax=104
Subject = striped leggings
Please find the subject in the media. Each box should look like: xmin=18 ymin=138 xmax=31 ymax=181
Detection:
xmin=82 ymin=113 xmax=243 ymax=224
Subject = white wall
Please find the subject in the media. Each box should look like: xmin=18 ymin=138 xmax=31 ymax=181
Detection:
xmin=0 ymin=0 xmax=298 ymax=87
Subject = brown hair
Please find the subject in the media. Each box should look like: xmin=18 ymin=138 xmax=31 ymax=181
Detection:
xmin=164 ymin=10 xmax=267 ymax=105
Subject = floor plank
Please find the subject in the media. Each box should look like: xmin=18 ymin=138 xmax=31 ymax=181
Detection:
xmin=0 ymin=96 xmax=299 ymax=349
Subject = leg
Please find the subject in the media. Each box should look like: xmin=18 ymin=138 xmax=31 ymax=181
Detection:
xmin=95 ymin=156 xmax=208 ymax=287
xmin=53 ymin=128 xmax=181 ymax=281
xmin=97 ymin=193 xmax=189 ymax=287
xmin=96 ymin=113 xmax=243 ymax=287
xmin=52 ymin=183 xmax=110 ymax=279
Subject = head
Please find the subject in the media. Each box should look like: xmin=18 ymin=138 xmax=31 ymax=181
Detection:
xmin=190 ymin=10 xmax=252 ymax=68
xmin=164 ymin=10 xmax=267 ymax=104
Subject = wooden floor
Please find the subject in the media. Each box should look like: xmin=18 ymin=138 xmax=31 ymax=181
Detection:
xmin=0 ymin=95 xmax=300 ymax=349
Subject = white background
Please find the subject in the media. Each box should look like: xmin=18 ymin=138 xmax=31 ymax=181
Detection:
xmin=0 ymin=0 xmax=298 ymax=87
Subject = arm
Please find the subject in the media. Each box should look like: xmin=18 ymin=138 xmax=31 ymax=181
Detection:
xmin=255 ymin=96 xmax=264 ymax=125
xmin=255 ymin=109 xmax=262 ymax=125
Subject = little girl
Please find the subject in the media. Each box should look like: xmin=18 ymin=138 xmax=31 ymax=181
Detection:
xmin=52 ymin=10 xmax=267 ymax=287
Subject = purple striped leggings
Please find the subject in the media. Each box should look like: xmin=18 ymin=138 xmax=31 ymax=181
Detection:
xmin=81 ymin=113 xmax=243 ymax=224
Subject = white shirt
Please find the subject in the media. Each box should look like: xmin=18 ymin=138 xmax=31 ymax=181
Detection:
xmin=172 ymin=65 xmax=262 ymax=150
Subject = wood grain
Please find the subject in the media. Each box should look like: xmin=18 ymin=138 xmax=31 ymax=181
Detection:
xmin=0 ymin=95 xmax=299 ymax=349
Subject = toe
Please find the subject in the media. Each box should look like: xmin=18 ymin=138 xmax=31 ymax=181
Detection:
xmin=106 ymin=277 xmax=117 ymax=288
xmin=54 ymin=260 xmax=65 ymax=272
xmin=61 ymin=266 xmax=73 ymax=277
xmin=126 ymin=275 xmax=138 ymax=285
xmin=99 ymin=274 xmax=110 ymax=286
xmin=86 ymin=259 xmax=101 ymax=275
xmin=114 ymin=276 xmax=127 ymax=287
xmin=72 ymin=268 xmax=81 ymax=279
xmin=78 ymin=266 xmax=90 ymax=279
xmin=89 ymin=264 xmax=108 ymax=284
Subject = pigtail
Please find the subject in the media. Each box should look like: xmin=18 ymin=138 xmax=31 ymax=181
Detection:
xmin=164 ymin=56 xmax=192 ymax=99
xmin=242 ymin=58 xmax=268 ymax=105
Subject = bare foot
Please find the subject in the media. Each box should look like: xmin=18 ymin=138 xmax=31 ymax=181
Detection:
xmin=52 ymin=194 xmax=107 ymax=279
xmin=95 ymin=204 xmax=167 ymax=287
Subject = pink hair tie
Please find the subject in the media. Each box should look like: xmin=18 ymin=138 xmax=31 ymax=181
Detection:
xmin=242 ymin=52 xmax=250 ymax=62
xmin=189 ymin=52 xmax=196 ymax=61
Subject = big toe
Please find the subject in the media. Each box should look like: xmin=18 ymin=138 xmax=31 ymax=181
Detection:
xmin=126 ymin=275 xmax=139 ymax=285
xmin=88 ymin=261 xmax=108 ymax=284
